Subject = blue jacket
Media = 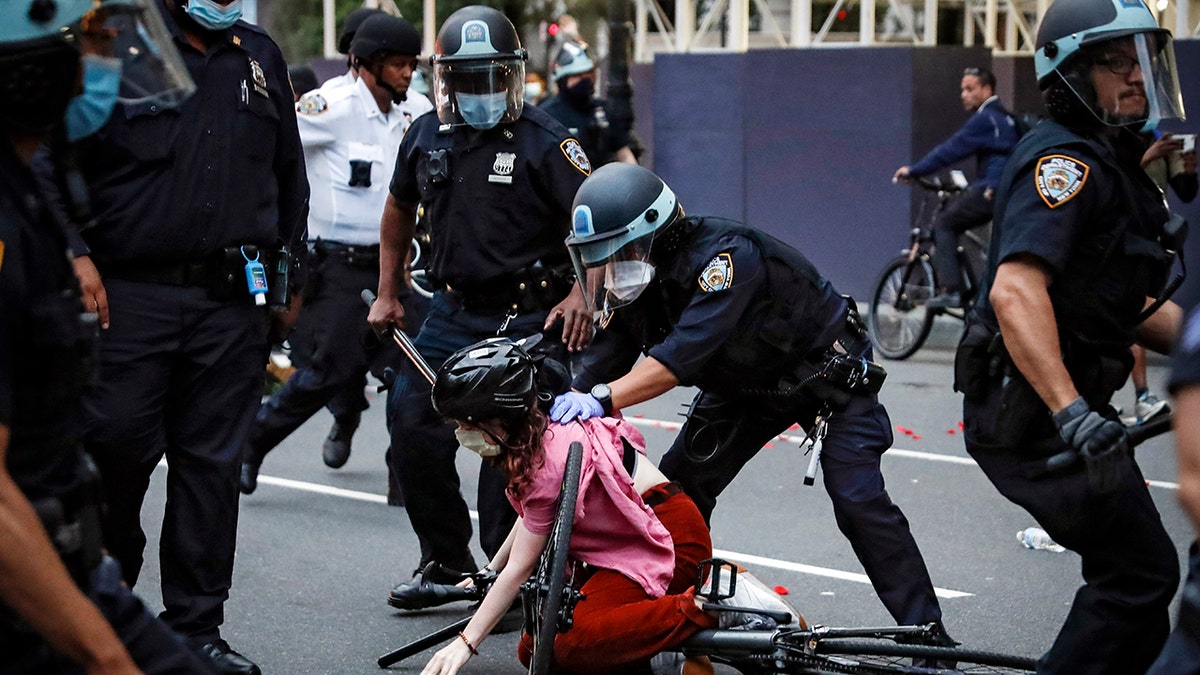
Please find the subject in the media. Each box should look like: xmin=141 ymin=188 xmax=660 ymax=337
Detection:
xmin=909 ymin=97 xmax=1019 ymax=189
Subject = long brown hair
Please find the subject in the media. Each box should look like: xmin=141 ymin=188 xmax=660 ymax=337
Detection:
xmin=482 ymin=405 xmax=550 ymax=499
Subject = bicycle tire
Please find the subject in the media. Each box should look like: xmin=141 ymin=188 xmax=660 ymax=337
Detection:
xmin=868 ymin=256 xmax=936 ymax=360
xmin=527 ymin=440 xmax=584 ymax=675
xmin=811 ymin=638 xmax=1036 ymax=673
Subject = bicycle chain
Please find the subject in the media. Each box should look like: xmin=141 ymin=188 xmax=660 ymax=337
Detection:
xmin=743 ymin=650 xmax=904 ymax=674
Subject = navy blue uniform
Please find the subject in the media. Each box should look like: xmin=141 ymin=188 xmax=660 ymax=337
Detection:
xmin=575 ymin=216 xmax=944 ymax=628
xmin=1147 ymin=307 xmax=1200 ymax=674
xmin=909 ymin=97 xmax=1019 ymax=295
xmin=386 ymin=105 xmax=589 ymax=569
xmin=957 ymin=122 xmax=1178 ymax=674
xmin=539 ymin=94 xmax=632 ymax=167
xmin=0 ymin=144 xmax=214 ymax=674
xmin=47 ymin=4 xmax=308 ymax=647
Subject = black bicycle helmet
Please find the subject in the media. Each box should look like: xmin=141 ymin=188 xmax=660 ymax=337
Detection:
xmin=433 ymin=338 xmax=538 ymax=423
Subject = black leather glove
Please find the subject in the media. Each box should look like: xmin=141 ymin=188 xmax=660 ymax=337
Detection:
xmin=1052 ymin=397 xmax=1131 ymax=494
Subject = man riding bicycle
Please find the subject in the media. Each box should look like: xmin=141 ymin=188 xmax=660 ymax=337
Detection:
xmin=893 ymin=67 xmax=1020 ymax=309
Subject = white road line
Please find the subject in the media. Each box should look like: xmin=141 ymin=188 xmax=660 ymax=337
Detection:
xmin=215 ymin=464 xmax=975 ymax=599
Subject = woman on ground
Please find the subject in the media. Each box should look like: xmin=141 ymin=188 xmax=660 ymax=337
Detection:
xmin=419 ymin=337 xmax=791 ymax=675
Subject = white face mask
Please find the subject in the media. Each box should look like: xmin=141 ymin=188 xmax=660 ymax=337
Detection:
xmin=604 ymin=260 xmax=656 ymax=303
xmin=455 ymin=428 xmax=501 ymax=457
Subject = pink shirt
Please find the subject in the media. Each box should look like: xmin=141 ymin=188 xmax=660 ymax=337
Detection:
xmin=509 ymin=417 xmax=675 ymax=598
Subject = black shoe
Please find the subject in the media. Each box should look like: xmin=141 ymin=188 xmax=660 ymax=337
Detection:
xmin=197 ymin=640 xmax=261 ymax=675
xmin=238 ymin=462 xmax=260 ymax=495
xmin=925 ymin=291 xmax=963 ymax=310
xmin=388 ymin=561 xmax=479 ymax=610
xmin=322 ymin=413 xmax=360 ymax=469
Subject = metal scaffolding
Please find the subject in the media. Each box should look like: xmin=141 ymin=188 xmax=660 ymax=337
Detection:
xmin=631 ymin=0 xmax=1199 ymax=61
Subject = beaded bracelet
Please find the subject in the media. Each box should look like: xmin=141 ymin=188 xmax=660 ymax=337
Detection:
xmin=457 ymin=631 xmax=479 ymax=656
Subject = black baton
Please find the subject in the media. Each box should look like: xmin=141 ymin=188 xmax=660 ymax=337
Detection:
xmin=361 ymin=289 xmax=436 ymax=385
xmin=377 ymin=616 xmax=472 ymax=668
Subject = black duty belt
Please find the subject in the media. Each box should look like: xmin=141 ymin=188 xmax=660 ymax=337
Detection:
xmin=316 ymin=241 xmax=380 ymax=269
xmin=96 ymin=245 xmax=271 ymax=289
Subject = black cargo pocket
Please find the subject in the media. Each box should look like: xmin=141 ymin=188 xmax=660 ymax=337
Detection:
xmin=953 ymin=320 xmax=997 ymax=401
xmin=237 ymin=95 xmax=279 ymax=161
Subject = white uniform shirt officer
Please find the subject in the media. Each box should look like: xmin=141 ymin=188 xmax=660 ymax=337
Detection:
xmin=297 ymin=76 xmax=433 ymax=246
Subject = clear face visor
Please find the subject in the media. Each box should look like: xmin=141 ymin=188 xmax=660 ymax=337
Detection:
xmin=1059 ymin=32 xmax=1185 ymax=129
xmin=78 ymin=0 xmax=195 ymax=107
xmin=432 ymin=57 xmax=525 ymax=128
xmin=568 ymin=229 xmax=657 ymax=319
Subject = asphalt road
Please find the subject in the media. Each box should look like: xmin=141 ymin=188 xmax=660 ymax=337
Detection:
xmin=132 ymin=317 xmax=1191 ymax=674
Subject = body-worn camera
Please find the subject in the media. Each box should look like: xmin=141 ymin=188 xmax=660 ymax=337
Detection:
xmin=425 ymin=149 xmax=450 ymax=183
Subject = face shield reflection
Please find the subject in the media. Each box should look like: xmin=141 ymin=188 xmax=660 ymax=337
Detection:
xmin=568 ymin=230 xmax=657 ymax=317
xmin=1059 ymin=32 xmax=1185 ymax=129
xmin=432 ymin=57 xmax=525 ymax=127
xmin=80 ymin=0 xmax=195 ymax=107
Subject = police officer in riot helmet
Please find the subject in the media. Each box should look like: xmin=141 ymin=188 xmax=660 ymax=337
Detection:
xmin=539 ymin=40 xmax=639 ymax=166
xmin=0 ymin=0 xmax=216 ymax=672
xmin=955 ymin=0 xmax=1186 ymax=670
xmin=555 ymin=163 xmax=954 ymax=647
xmin=322 ymin=6 xmax=385 ymax=91
xmin=368 ymin=5 xmax=592 ymax=616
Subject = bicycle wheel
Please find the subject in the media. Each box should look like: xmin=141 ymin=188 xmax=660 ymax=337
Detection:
xmin=807 ymin=639 xmax=1036 ymax=673
xmin=527 ymin=440 xmax=584 ymax=675
xmin=868 ymin=256 xmax=936 ymax=360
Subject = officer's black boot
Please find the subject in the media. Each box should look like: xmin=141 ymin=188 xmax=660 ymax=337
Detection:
xmin=322 ymin=411 xmax=361 ymax=469
xmin=388 ymin=561 xmax=480 ymax=610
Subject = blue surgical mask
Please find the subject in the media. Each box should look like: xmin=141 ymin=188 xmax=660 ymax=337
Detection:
xmin=185 ymin=0 xmax=243 ymax=31
xmin=66 ymin=55 xmax=122 ymax=142
xmin=457 ymin=91 xmax=508 ymax=130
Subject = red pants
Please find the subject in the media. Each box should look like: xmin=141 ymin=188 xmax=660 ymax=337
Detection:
xmin=518 ymin=483 xmax=718 ymax=674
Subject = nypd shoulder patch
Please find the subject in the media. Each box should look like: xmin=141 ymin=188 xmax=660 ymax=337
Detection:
xmin=297 ymin=92 xmax=328 ymax=116
xmin=1035 ymin=154 xmax=1090 ymax=208
xmin=561 ymin=138 xmax=591 ymax=175
xmin=698 ymin=253 xmax=734 ymax=293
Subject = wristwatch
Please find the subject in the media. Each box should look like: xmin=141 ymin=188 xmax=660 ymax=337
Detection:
xmin=590 ymin=383 xmax=613 ymax=416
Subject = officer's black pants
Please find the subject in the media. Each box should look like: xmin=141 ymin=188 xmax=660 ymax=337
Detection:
xmin=0 ymin=557 xmax=216 ymax=674
xmin=963 ymin=389 xmax=1178 ymax=675
xmin=83 ymin=280 xmax=268 ymax=645
xmin=385 ymin=291 xmax=549 ymax=572
xmin=932 ymin=187 xmax=992 ymax=294
xmin=244 ymin=259 xmax=379 ymax=460
xmin=659 ymin=387 xmax=943 ymax=627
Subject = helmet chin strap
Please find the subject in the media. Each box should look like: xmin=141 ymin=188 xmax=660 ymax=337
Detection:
xmin=369 ymin=62 xmax=407 ymax=104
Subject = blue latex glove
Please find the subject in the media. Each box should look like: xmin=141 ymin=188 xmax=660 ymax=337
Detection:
xmin=550 ymin=392 xmax=604 ymax=423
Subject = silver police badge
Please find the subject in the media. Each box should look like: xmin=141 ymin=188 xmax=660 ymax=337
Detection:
xmin=489 ymin=152 xmax=516 ymax=184
xmin=1035 ymin=154 xmax=1090 ymax=209
xmin=698 ymin=253 xmax=734 ymax=293
xmin=249 ymin=59 xmax=269 ymax=97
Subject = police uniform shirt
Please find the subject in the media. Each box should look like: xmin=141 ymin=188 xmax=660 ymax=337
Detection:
xmin=539 ymin=95 xmax=630 ymax=167
xmin=388 ymin=104 xmax=591 ymax=285
xmin=70 ymin=5 xmax=308 ymax=263
xmin=0 ymin=146 xmax=84 ymax=499
xmin=297 ymin=77 xmax=433 ymax=246
xmin=576 ymin=217 xmax=846 ymax=392
xmin=978 ymin=124 xmax=1170 ymax=344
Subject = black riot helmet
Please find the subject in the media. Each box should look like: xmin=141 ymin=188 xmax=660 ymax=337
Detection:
xmin=338 ymin=7 xmax=385 ymax=55
xmin=565 ymin=163 xmax=684 ymax=314
xmin=0 ymin=0 xmax=90 ymax=135
xmin=433 ymin=338 xmax=538 ymax=423
xmin=431 ymin=5 xmax=527 ymax=129
xmin=351 ymin=13 xmax=421 ymax=60
xmin=1034 ymin=0 xmax=1184 ymax=130
xmin=351 ymin=14 xmax=421 ymax=103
